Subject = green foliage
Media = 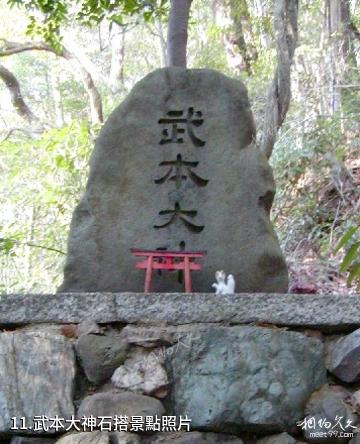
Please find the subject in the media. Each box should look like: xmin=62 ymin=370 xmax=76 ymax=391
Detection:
xmin=0 ymin=237 xmax=16 ymax=256
xmin=335 ymin=225 xmax=360 ymax=290
xmin=271 ymin=105 xmax=359 ymax=280
xmin=1 ymin=0 xmax=359 ymax=295
xmin=7 ymin=0 xmax=168 ymax=48
xmin=77 ymin=0 xmax=168 ymax=25
xmin=190 ymin=22 xmax=230 ymax=73
xmin=8 ymin=0 xmax=67 ymax=50
xmin=0 ymin=121 xmax=93 ymax=293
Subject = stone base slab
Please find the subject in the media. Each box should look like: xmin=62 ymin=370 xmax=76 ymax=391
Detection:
xmin=0 ymin=293 xmax=359 ymax=331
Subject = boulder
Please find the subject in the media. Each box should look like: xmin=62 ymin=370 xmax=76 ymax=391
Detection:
xmin=59 ymin=67 xmax=288 ymax=293
xmin=111 ymin=432 xmax=142 ymax=444
xmin=256 ymin=433 xmax=300 ymax=444
xmin=350 ymin=389 xmax=360 ymax=413
xmin=76 ymin=320 xmax=103 ymax=337
xmin=55 ymin=432 xmax=109 ymax=444
xmin=0 ymin=331 xmax=75 ymax=433
xmin=166 ymin=326 xmax=326 ymax=434
xmin=55 ymin=432 xmax=140 ymax=444
xmin=118 ymin=325 xmax=206 ymax=348
xmin=142 ymin=431 xmax=244 ymax=443
xmin=78 ymin=391 xmax=165 ymax=422
xmin=75 ymin=333 xmax=128 ymax=384
xmin=326 ymin=328 xmax=360 ymax=382
xmin=301 ymin=384 xmax=359 ymax=443
xmin=112 ymin=348 xmax=169 ymax=398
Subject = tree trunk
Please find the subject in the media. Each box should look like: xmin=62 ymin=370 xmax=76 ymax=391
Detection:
xmin=260 ymin=0 xmax=299 ymax=159
xmin=50 ymin=70 xmax=64 ymax=127
xmin=109 ymin=24 xmax=126 ymax=93
xmin=227 ymin=0 xmax=257 ymax=75
xmin=327 ymin=0 xmax=358 ymax=113
xmin=60 ymin=47 xmax=103 ymax=124
xmin=167 ymin=0 xmax=193 ymax=67
xmin=0 ymin=63 xmax=38 ymax=123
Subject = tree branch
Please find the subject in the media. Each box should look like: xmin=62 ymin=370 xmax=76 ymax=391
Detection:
xmin=0 ymin=127 xmax=42 ymax=143
xmin=259 ymin=0 xmax=299 ymax=158
xmin=0 ymin=39 xmax=103 ymax=124
xmin=0 ymin=63 xmax=39 ymax=123
xmin=0 ymin=40 xmax=51 ymax=56
xmin=228 ymin=0 xmax=257 ymax=75
xmin=0 ymin=237 xmax=65 ymax=255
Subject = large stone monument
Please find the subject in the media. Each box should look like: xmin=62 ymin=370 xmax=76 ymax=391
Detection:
xmin=59 ymin=68 xmax=288 ymax=293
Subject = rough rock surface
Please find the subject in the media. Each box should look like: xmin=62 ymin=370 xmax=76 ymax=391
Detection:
xmin=302 ymin=384 xmax=359 ymax=443
xmin=76 ymin=320 xmax=103 ymax=337
xmin=256 ymin=433 xmax=299 ymax=444
xmin=143 ymin=432 xmax=243 ymax=444
xmin=326 ymin=328 xmax=360 ymax=382
xmin=111 ymin=348 xmax=168 ymax=398
xmin=75 ymin=332 xmax=128 ymax=384
xmin=59 ymin=67 xmax=288 ymax=293
xmin=111 ymin=432 xmax=142 ymax=444
xmin=118 ymin=324 xmax=208 ymax=348
xmin=78 ymin=391 xmax=165 ymax=421
xmin=0 ymin=331 xmax=75 ymax=433
xmin=2 ymin=293 xmax=360 ymax=331
xmin=166 ymin=326 xmax=326 ymax=434
xmin=56 ymin=432 xmax=109 ymax=444
xmin=55 ymin=432 xmax=140 ymax=444
xmin=142 ymin=432 xmax=244 ymax=443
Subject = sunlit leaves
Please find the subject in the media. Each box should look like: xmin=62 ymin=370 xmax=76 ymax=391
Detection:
xmin=8 ymin=0 xmax=67 ymax=50
xmin=0 ymin=237 xmax=16 ymax=256
xmin=7 ymin=0 xmax=168 ymax=49
xmin=0 ymin=121 xmax=93 ymax=293
xmin=335 ymin=225 xmax=360 ymax=290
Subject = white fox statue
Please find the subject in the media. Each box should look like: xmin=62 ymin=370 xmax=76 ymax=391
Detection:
xmin=212 ymin=270 xmax=236 ymax=295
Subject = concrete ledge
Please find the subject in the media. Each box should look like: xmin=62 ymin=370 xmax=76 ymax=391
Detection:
xmin=0 ymin=293 xmax=359 ymax=331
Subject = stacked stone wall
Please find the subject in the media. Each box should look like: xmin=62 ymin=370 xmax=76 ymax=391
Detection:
xmin=1 ymin=293 xmax=360 ymax=444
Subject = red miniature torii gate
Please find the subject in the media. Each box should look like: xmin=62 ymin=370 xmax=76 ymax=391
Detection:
xmin=131 ymin=248 xmax=206 ymax=293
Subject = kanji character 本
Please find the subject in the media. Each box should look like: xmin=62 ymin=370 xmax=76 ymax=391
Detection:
xmin=48 ymin=415 xmax=65 ymax=432
xmin=155 ymin=154 xmax=208 ymax=188
xmin=154 ymin=202 xmax=204 ymax=233
xmin=158 ymin=107 xmax=205 ymax=146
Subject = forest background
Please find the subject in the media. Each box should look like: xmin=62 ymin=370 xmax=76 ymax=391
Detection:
xmin=0 ymin=0 xmax=359 ymax=294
